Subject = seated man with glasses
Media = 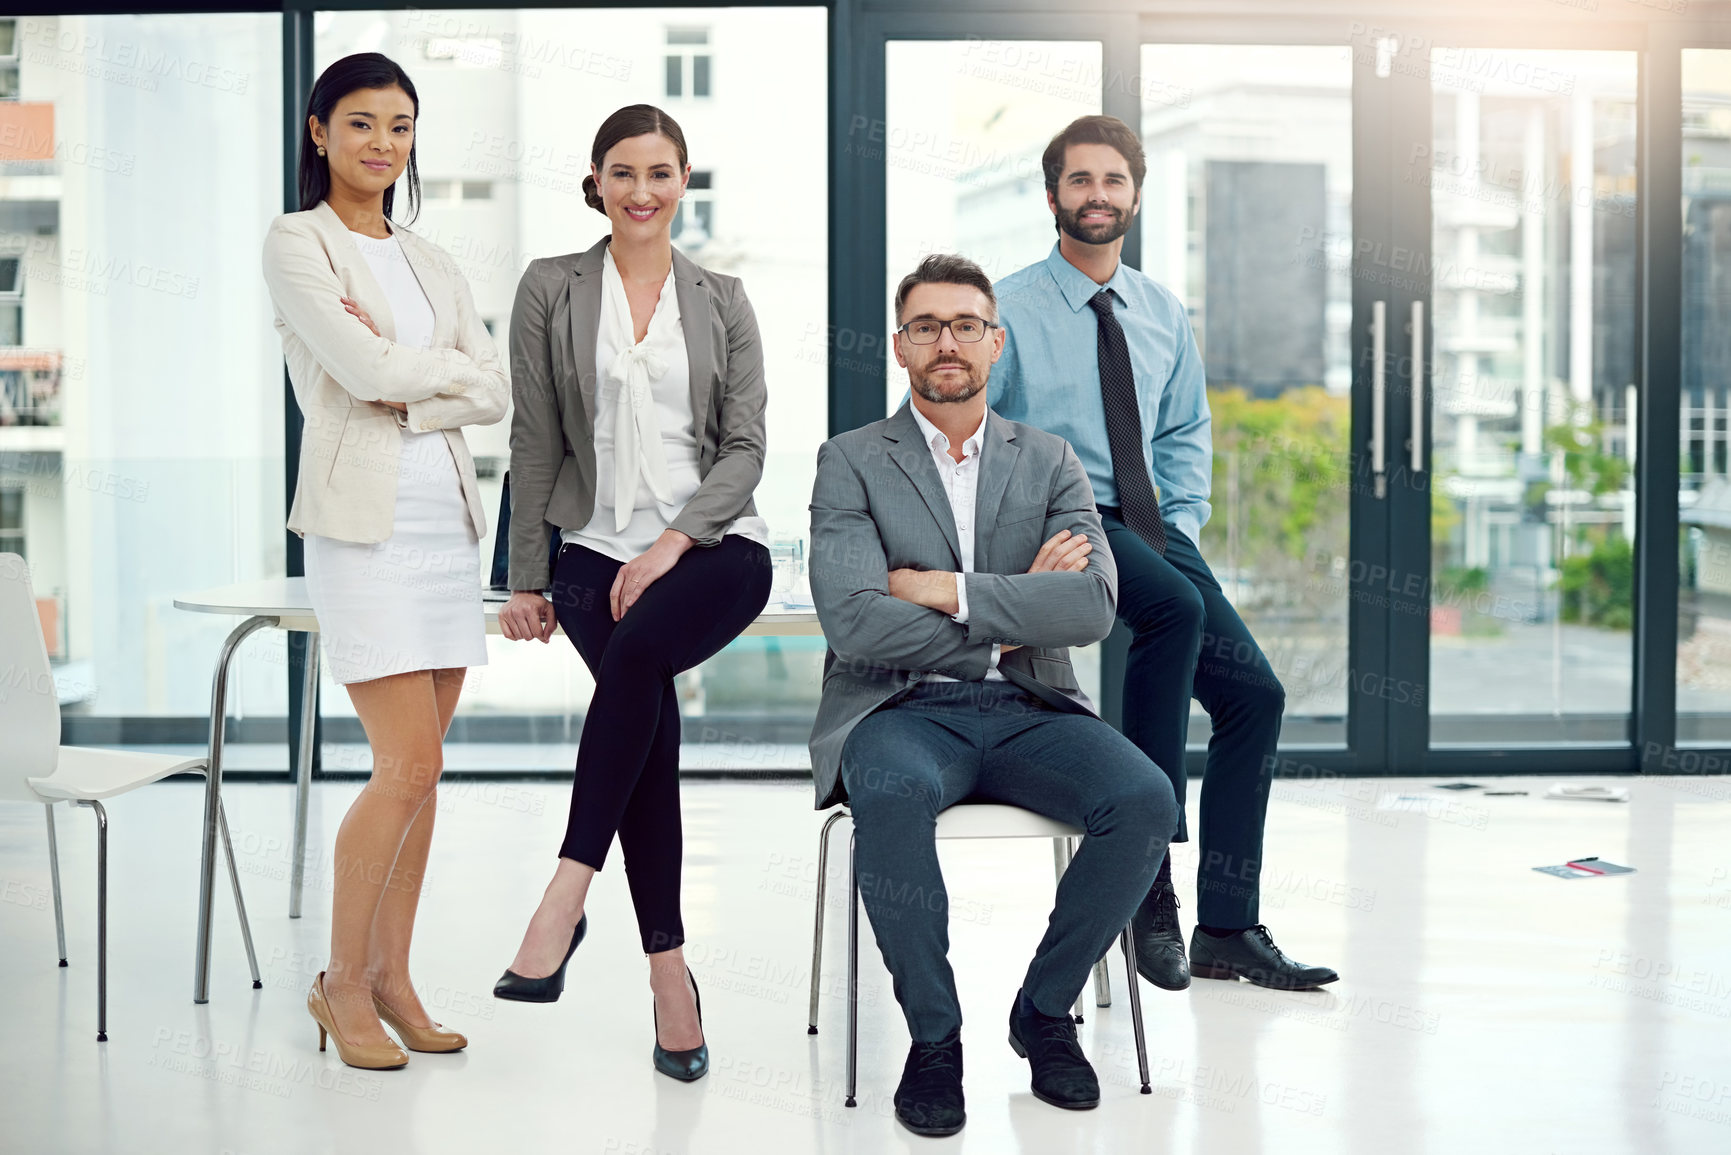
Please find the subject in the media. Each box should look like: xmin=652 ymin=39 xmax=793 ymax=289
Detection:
xmin=807 ymin=253 xmax=1177 ymax=1136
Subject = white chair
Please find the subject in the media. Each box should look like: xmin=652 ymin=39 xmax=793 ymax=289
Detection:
xmin=806 ymin=802 xmax=1152 ymax=1107
xmin=0 ymin=554 xmax=260 ymax=1041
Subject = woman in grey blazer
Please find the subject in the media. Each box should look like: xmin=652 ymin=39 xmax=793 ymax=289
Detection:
xmin=492 ymin=105 xmax=771 ymax=1081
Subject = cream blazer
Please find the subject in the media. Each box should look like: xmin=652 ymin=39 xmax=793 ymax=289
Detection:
xmin=262 ymin=200 xmax=509 ymax=544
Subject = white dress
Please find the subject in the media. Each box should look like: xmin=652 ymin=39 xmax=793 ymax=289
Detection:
xmin=303 ymin=228 xmax=488 ymax=685
xmin=561 ymin=245 xmax=768 ymax=562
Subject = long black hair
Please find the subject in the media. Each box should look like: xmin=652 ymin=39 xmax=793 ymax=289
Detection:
xmin=298 ymin=53 xmax=422 ymax=224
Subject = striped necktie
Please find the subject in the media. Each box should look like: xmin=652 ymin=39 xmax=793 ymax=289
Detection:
xmin=1088 ymin=289 xmax=1168 ymax=555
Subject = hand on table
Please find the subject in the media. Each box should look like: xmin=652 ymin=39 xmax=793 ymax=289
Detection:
xmin=500 ymin=592 xmax=555 ymax=642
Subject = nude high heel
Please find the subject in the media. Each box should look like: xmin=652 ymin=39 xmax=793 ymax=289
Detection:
xmin=307 ymin=972 xmax=409 ymax=1070
xmin=374 ymin=993 xmax=468 ymax=1053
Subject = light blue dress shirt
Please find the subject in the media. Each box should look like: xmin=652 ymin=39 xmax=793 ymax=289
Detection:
xmin=987 ymin=243 xmax=1212 ymax=546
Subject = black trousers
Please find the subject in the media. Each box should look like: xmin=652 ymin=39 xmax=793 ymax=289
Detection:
xmin=1099 ymin=507 xmax=1284 ymax=929
xmin=550 ymin=536 xmax=771 ymax=953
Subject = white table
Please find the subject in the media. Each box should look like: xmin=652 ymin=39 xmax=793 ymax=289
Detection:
xmin=174 ymin=577 xmax=820 ymax=1003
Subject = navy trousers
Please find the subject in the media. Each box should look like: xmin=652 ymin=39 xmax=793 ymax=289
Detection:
xmin=840 ymin=680 xmax=1175 ymax=1043
xmin=1099 ymin=507 xmax=1283 ymax=930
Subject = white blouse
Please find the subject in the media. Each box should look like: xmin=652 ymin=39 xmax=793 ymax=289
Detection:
xmin=349 ymin=228 xmax=469 ymax=534
xmin=562 ymin=246 xmax=768 ymax=562
xmin=349 ymin=229 xmax=435 ymax=350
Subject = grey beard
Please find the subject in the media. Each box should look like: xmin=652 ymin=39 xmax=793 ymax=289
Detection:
xmin=910 ymin=370 xmax=985 ymax=404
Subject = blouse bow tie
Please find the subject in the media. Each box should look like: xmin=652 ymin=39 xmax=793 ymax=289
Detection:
xmin=601 ymin=251 xmax=680 ymax=532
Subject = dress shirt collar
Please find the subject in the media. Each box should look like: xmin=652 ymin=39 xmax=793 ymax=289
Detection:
xmin=1042 ymin=241 xmax=1145 ymax=315
xmin=908 ymin=400 xmax=987 ymax=463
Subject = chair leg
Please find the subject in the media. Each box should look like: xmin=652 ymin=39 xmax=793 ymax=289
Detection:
xmin=1119 ymin=924 xmax=1151 ymax=1094
xmin=1094 ymin=953 xmax=1112 ymax=1009
xmin=76 ymin=800 xmax=107 ymax=1042
xmin=44 ymin=803 xmax=67 ymax=967
xmin=1053 ymin=836 xmax=1089 ymax=1023
xmin=845 ymin=827 xmax=859 ymax=1109
xmin=217 ymin=800 xmax=263 ymax=989
xmin=808 ymin=808 xmax=846 ymax=1035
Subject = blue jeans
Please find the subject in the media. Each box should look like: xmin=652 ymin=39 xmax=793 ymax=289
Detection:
xmin=840 ymin=680 xmax=1176 ymax=1043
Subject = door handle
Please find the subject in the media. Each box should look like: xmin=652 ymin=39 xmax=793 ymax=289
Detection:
xmin=1371 ymin=300 xmax=1386 ymax=498
xmin=1410 ymin=300 xmax=1425 ymax=474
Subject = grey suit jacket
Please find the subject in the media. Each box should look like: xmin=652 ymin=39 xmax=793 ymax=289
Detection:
xmin=506 ymin=237 xmax=767 ymax=590
xmin=806 ymin=403 xmax=1118 ymax=809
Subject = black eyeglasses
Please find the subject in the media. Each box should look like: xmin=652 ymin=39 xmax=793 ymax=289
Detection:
xmin=897 ymin=316 xmax=1000 ymax=345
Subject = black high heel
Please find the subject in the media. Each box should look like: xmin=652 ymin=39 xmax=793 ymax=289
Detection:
xmin=652 ymin=967 xmax=709 ymax=1082
xmin=494 ymin=914 xmax=587 ymax=1003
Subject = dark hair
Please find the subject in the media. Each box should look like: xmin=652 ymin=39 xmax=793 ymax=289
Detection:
xmin=582 ymin=104 xmax=689 ymax=215
xmin=894 ymin=253 xmax=997 ymax=323
xmin=298 ymin=53 xmax=422 ymax=225
xmin=1041 ymin=113 xmax=1146 ymax=200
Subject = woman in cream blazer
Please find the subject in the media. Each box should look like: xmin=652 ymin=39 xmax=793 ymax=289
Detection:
xmin=261 ymin=52 xmax=507 ymax=1071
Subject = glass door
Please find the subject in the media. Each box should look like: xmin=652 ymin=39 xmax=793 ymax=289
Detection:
xmin=857 ymin=20 xmax=1659 ymax=773
xmin=1373 ymin=32 xmax=1645 ymax=768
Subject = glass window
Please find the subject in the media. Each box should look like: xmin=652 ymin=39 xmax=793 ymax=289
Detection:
xmin=421 ymin=178 xmax=494 ymax=202
xmin=318 ymin=9 xmax=827 ymax=768
xmin=0 ymin=15 xmax=284 ymax=721
xmin=1140 ymin=43 xmax=1353 ymax=746
xmin=884 ymin=38 xmax=1102 ymax=697
xmin=0 ymin=484 xmax=22 ymax=556
xmin=884 ymin=40 xmax=1103 ymax=414
xmin=0 ymin=18 xmax=17 ymax=100
xmin=1679 ymin=48 xmax=1731 ymax=745
xmin=672 ymin=168 xmax=713 ymax=245
xmin=665 ymin=26 xmax=711 ymax=100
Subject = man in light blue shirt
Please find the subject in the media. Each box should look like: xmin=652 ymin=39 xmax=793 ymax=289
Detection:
xmin=989 ymin=114 xmax=1336 ymax=993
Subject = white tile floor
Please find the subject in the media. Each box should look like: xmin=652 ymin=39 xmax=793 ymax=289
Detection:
xmin=3 ymin=772 xmax=1729 ymax=1154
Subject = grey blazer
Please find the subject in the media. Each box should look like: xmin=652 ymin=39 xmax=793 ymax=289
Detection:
xmin=506 ymin=237 xmax=767 ymax=590
xmin=806 ymin=403 xmax=1119 ymax=810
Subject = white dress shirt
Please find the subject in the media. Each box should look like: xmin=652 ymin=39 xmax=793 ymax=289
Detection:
xmin=907 ymin=402 xmax=1004 ymax=682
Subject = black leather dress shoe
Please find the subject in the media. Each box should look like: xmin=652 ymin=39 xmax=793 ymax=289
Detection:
xmin=1189 ymin=925 xmax=1339 ymax=990
xmin=1130 ymin=877 xmax=1190 ymax=991
xmin=1007 ymin=988 xmax=1099 ymax=1110
xmin=893 ymin=1036 xmax=965 ymax=1136
xmin=493 ymin=914 xmax=587 ymax=1003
